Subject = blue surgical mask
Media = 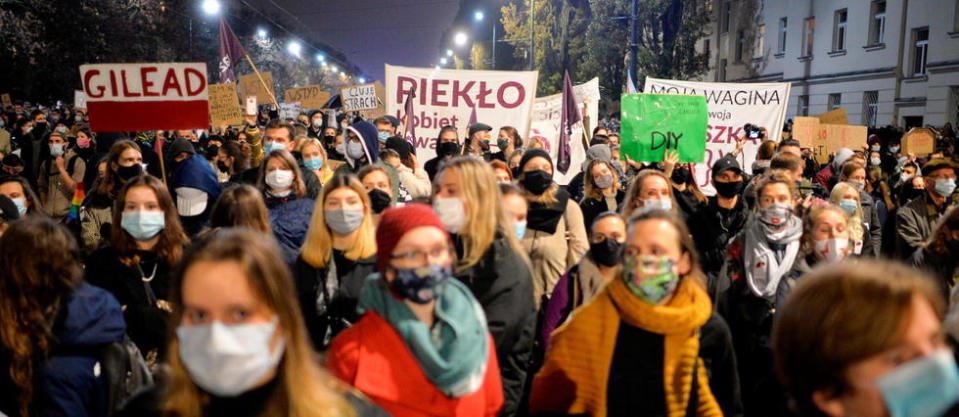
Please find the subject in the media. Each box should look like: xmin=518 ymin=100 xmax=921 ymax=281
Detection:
xmin=377 ymin=131 xmax=390 ymax=142
xmin=935 ymin=178 xmax=957 ymax=198
xmin=877 ymin=350 xmax=959 ymax=417
xmin=120 ymin=210 xmax=166 ymax=241
xmin=889 ymin=145 xmax=901 ymax=153
xmin=263 ymin=141 xmax=284 ymax=154
xmin=303 ymin=157 xmax=323 ymax=170
xmin=11 ymin=197 xmax=26 ymax=215
xmin=871 ymin=145 xmax=881 ymax=152
xmin=514 ymin=220 xmax=527 ymax=240
xmin=838 ymin=198 xmax=858 ymax=215
xmin=637 ymin=198 xmax=672 ymax=215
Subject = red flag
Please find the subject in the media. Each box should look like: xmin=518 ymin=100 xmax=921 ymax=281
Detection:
xmin=557 ymin=70 xmax=581 ymax=174
xmin=218 ymin=18 xmax=248 ymax=83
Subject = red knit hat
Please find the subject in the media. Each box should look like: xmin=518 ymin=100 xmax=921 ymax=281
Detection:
xmin=376 ymin=203 xmax=449 ymax=272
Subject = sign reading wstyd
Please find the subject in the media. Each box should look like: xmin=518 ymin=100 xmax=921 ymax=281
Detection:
xmin=80 ymin=63 xmax=209 ymax=132
xmin=620 ymin=94 xmax=708 ymax=163
xmin=341 ymin=83 xmax=378 ymax=111
xmin=284 ymin=85 xmax=329 ymax=109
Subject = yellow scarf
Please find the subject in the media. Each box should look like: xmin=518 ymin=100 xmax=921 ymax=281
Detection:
xmin=531 ymin=277 xmax=723 ymax=417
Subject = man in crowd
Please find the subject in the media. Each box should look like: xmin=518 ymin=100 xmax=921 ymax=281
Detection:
xmin=896 ymin=159 xmax=959 ymax=258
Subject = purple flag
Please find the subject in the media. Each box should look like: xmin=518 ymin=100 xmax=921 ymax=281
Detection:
xmin=557 ymin=70 xmax=581 ymax=174
xmin=218 ymin=18 xmax=248 ymax=83
xmin=403 ymin=86 xmax=417 ymax=152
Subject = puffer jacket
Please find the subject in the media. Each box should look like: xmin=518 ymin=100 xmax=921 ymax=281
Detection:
xmin=292 ymin=252 xmax=377 ymax=350
xmin=266 ymin=196 xmax=315 ymax=265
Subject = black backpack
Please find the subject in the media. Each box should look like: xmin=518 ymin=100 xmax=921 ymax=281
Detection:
xmin=98 ymin=335 xmax=154 ymax=415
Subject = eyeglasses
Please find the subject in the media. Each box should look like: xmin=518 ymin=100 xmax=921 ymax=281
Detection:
xmin=390 ymin=246 xmax=452 ymax=262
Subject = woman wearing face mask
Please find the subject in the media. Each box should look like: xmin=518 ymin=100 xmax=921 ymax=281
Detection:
xmin=531 ymin=211 xmax=740 ymax=417
xmin=491 ymin=126 xmax=522 ymax=163
xmin=81 ymin=139 xmax=143 ymax=254
xmin=85 ymin=175 xmax=189 ymax=361
xmin=500 ymin=183 xmax=528 ymax=238
xmin=294 ymin=175 xmax=377 ymax=350
xmin=433 ymin=158 xmax=536 ymax=416
xmin=515 ymin=149 xmax=589 ymax=306
xmin=717 ymin=170 xmax=801 ymax=416
xmin=326 ymin=204 xmax=504 ymax=416
xmin=358 ymin=165 xmax=398 ymax=223
xmin=73 ymin=128 xmax=101 ymax=189
xmin=540 ymin=212 xmax=626 ymax=349
xmin=218 ymin=141 xmax=249 ymax=182
xmin=662 ymin=150 xmax=708 ymax=219
xmin=0 ymin=175 xmax=42 ymax=218
xmin=297 ymin=138 xmax=329 ymax=198
xmin=257 ymin=150 xmax=314 ymax=266
xmin=621 ymin=169 xmax=678 ymax=217
xmin=868 ymin=165 xmax=895 ymax=225
xmin=579 ymin=159 xmax=625 ymax=229
xmin=829 ymin=182 xmax=869 ymax=256
xmin=117 ymin=228 xmax=386 ymax=417
xmin=775 ymin=205 xmax=853 ymax=309
xmin=838 ymin=161 xmax=883 ymax=256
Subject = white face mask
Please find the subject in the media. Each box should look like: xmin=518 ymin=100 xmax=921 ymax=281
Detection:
xmin=177 ymin=319 xmax=285 ymax=397
xmin=813 ymin=238 xmax=849 ymax=263
xmin=433 ymin=197 xmax=467 ymax=233
xmin=636 ymin=198 xmax=672 ymax=215
xmin=265 ymin=169 xmax=294 ymax=191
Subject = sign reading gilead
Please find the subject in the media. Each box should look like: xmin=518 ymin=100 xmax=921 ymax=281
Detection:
xmin=80 ymin=63 xmax=209 ymax=132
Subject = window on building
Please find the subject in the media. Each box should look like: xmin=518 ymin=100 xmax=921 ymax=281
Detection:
xmin=862 ymin=91 xmax=879 ymax=127
xmin=721 ymin=0 xmax=731 ymax=33
xmin=756 ymin=24 xmax=766 ymax=58
xmin=828 ymin=93 xmax=842 ymax=110
xmin=833 ymin=9 xmax=848 ymax=51
xmin=802 ymin=17 xmax=815 ymax=57
xmin=798 ymin=95 xmax=809 ymax=116
xmin=719 ymin=58 xmax=727 ymax=81
xmin=736 ymin=30 xmax=745 ymax=62
xmin=778 ymin=17 xmax=788 ymax=54
xmin=903 ymin=116 xmax=924 ymax=129
xmin=869 ymin=1 xmax=886 ymax=45
xmin=913 ymin=28 xmax=929 ymax=76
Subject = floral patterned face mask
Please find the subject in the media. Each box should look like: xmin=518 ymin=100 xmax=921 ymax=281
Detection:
xmin=622 ymin=255 xmax=680 ymax=305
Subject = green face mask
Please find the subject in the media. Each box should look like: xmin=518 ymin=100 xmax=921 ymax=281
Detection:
xmin=622 ymin=255 xmax=680 ymax=305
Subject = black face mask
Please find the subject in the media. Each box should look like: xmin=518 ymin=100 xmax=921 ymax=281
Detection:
xmin=671 ymin=167 xmax=691 ymax=185
xmin=323 ymin=135 xmax=336 ymax=145
xmin=216 ymin=160 xmax=230 ymax=173
xmin=714 ymin=180 xmax=744 ymax=198
xmin=116 ymin=163 xmax=142 ymax=181
xmin=437 ymin=141 xmax=460 ymax=157
xmin=521 ymin=170 xmax=552 ymax=195
xmin=511 ymin=166 xmax=522 ymax=180
xmin=368 ymin=188 xmax=392 ymax=214
xmin=590 ymin=237 xmax=622 ymax=267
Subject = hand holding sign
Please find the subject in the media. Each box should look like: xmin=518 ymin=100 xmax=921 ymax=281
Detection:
xmin=620 ymin=94 xmax=708 ymax=163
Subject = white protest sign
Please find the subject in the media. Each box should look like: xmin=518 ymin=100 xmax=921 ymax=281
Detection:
xmin=278 ymin=103 xmax=301 ymax=121
xmin=74 ymin=90 xmax=88 ymax=111
xmin=341 ymin=83 xmax=378 ymax=111
xmin=385 ymin=65 xmax=538 ymax=164
xmin=644 ymin=77 xmax=791 ymax=194
xmin=530 ymin=78 xmax=600 ymax=185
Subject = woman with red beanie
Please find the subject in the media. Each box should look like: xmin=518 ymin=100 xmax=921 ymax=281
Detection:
xmin=325 ymin=203 xmax=504 ymax=417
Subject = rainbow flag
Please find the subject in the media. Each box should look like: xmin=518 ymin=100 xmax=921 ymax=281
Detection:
xmin=65 ymin=182 xmax=85 ymax=225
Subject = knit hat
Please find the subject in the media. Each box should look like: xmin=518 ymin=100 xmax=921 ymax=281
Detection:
xmin=832 ymin=148 xmax=855 ymax=171
xmin=519 ymin=148 xmax=553 ymax=172
xmin=168 ymin=138 xmax=196 ymax=158
xmin=385 ymin=136 xmax=413 ymax=160
xmin=376 ymin=203 xmax=449 ymax=272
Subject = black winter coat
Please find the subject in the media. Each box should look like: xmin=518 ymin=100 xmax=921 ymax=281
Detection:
xmin=692 ymin=196 xmax=749 ymax=280
xmin=579 ymin=189 xmax=626 ymax=229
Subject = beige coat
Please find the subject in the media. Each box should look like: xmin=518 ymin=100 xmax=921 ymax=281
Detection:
xmin=396 ymin=164 xmax=432 ymax=199
xmin=522 ymin=199 xmax=589 ymax=308
xmin=38 ymin=150 xmax=85 ymax=221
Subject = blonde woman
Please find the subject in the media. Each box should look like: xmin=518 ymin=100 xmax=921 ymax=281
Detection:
xmin=117 ymin=228 xmax=385 ymax=416
xmin=620 ymin=169 xmax=678 ymax=218
xmin=515 ymin=149 xmax=588 ymax=307
xmin=830 ymin=181 xmax=867 ymax=256
xmin=294 ymin=174 xmax=377 ymax=350
xmin=298 ymin=138 xmax=333 ymax=195
xmin=432 ymin=157 xmax=535 ymax=416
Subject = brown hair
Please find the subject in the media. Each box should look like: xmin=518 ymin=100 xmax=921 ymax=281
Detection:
xmin=756 ymin=140 xmax=778 ymax=160
xmin=96 ymin=139 xmax=141 ymax=198
xmin=258 ymin=150 xmax=307 ymax=198
xmin=839 ymin=161 xmax=866 ymax=181
xmin=625 ymin=210 xmax=706 ymax=289
xmin=583 ymin=159 xmax=620 ymax=200
xmin=499 ymin=126 xmax=523 ymax=148
xmin=773 ymin=261 xmax=944 ymax=417
xmin=162 ymin=229 xmax=352 ymax=417
xmin=265 ymin=119 xmax=295 ymax=142
xmin=111 ymin=175 xmax=189 ymax=268
xmin=800 ymin=204 xmax=849 ymax=255
xmin=0 ymin=175 xmax=43 ymax=215
xmin=770 ymin=151 xmax=803 ymax=173
xmin=754 ymin=170 xmax=799 ymax=204
xmin=0 ymin=217 xmax=82 ymax=417
xmin=489 ymin=159 xmax=513 ymax=181
xmin=208 ymin=185 xmax=272 ymax=233
xmin=621 ymin=169 xmax=676 ymax=217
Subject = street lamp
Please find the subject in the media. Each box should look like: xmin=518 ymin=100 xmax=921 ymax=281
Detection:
xmin=256 ymin=28 xmax=268 ymax=39
xmin=440 ymin=57 xmax=448 ymax=65
xmin=359 ymin=77 xmax=366 ymax=83
xmin=453 ymin=32 xmax=468 ymax=47
xmin=330 ymin=65 xmax=338 ymax=72
xmin=287 ymin=40 xmax=302 ymax=57
xmin=446 ymin=49 xmax=454 ymax=57
xmin=315 ymin=53 xmax=325 ymax=62
xmin=474 ymin=10 xmax=484 ymax=22
xmin=201 ymin=0 xmax=221 ymax=16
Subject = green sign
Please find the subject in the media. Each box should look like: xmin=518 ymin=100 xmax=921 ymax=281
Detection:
xmin=620 ymin=93 xmax=708 ymax=163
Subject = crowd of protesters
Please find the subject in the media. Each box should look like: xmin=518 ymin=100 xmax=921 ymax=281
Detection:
xmin=2 ymin=98 xmax=959 ymax=417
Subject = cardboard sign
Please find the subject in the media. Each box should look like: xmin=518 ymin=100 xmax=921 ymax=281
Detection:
xmin=79 ymin=62 xmax=209 ymax=132
xmin=1 ymin=93 xmax=12 ymax=108
xmin=283 ymin=85 xmax=330 ymax=109
xmin=620 ymin=93 xmax=709 ymax=163
xmin=208 ymin=83 xmax=243 ymax=127
xmin=901 ymin=128 xmax=936 ymax=156
xmin=816 ymin=108 xmax=849 ymax=125
xmin=359 ymin=81 xmax=388 ymax=119
xmin=278 ymin=103 xmax=301 ymax=121
xmin=791 ymin=116 xmax=867 ymax=164
xmin=341 ymin=83 xmax=379 ymax=111
xmin=245 ymin=96 xmax=257 ymax=116
xmin=238 ymin=72 xmax=275 ymax=105
xmin=73 ymin=90 xmax=87 ymax=111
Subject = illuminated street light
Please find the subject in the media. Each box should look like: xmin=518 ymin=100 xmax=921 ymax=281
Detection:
xmin=315 ymin=53 xmax=325 ymax=62
xmin=474 ymin=10 xmax=484 ymax=21
xmin=256 ymin=28 xmax=268 ymax=39
xmin=453 ymin=32 xmax=468 ymax=47
xmin=440 ymin=57 xmax=448 ymax=65
xmin=330 ymin=65 xmax=338 ymax=72
xmin=201 ymin=0 xmax=221 ymax=16
xmin=446 ymin=49 xmax=454 ymax=57
xmin=359 ymin=77 xmax=366 ymax=83
xmin=287 ymin=40 xmax=302 ymax=57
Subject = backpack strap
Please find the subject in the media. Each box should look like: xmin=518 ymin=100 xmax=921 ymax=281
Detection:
xmin=67 ymin=154 xmax=79 ymax=176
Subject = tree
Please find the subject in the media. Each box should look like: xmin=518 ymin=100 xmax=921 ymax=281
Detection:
xmin=500 ymin=0 xmax=589 ymax=95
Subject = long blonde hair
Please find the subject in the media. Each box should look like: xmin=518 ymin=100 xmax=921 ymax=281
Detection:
xmin=829 ymin=182 xmax=865 ymax=243
xmin=436 ymin=157 xmax=530 ymax=270
xmin=162 ymin=228 xmax=352 ymax=417
xmin=300 ymin=175 xmax=377 ymax=268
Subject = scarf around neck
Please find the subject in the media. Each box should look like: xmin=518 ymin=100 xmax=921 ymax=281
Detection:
xmin=358 ymin=274 xmax=489 ymax=397
xmin=527 ymin=187 xmax=570 ymax=235
xmin=743 ymin=215 xmax=803 ymax=299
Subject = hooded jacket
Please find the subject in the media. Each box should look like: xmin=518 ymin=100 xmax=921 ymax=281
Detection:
xmin=343 ymin=121 xmax=379 ymax=171
xmin=172 ymin=154 xmax=222 ymax=236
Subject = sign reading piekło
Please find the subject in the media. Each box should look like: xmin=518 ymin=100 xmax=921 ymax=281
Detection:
xmin=80 ymin=63 xmax=209 ymax=132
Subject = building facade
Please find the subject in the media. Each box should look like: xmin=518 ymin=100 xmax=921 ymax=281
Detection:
xmin=700 ymin=0 xmax=959 ymax=129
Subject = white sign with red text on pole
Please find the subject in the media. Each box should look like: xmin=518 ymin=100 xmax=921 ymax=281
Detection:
xmin=530 ymin=78 xmax=600 ymax=185
xmin=643 ymin=77 xmax=791 ymax=194
xmin=80 ymin=63 xmax=209 ymax=132
xmin=385 ymin=64 xmax=538 ymax=164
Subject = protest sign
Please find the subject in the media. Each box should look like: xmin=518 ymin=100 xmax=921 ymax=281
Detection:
xmin=245 ymin=96 xmax=257 ymax=116
xmin=0 ymin=93 xmax=10 ymax=108
xmin=530 ymin=78 xmax=600 ymax=184
xmin=284 ymin=85 xmax=329 ymax=109
xmin=238 ymin=72 xmax=274 ymax=105
xmin=385 ymin=65 xmax=538 ymax=164
xmin=644 ymin=77 xmax=791 ymax=194
xmin=816 ymin=108 xmax=849 ymax=125
xmin=341 ymin=83 xmax=379 ymax=111
xmin=278 ymin=103 xmax=301 ymax=121
xmin=620 ymin=94 xmax=708 ymax=164
xmin=791 ymin=117 xmax=867 ymax=164
xmin=208 ymin=83 xmax=243 ymax=127
xmin=73 ymin=90 xmax=87 ymax=111
xmin=79 ymin=62 xmax=208 ymax=132
xmin=901 ymin=127 xmax=936 ymax=156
